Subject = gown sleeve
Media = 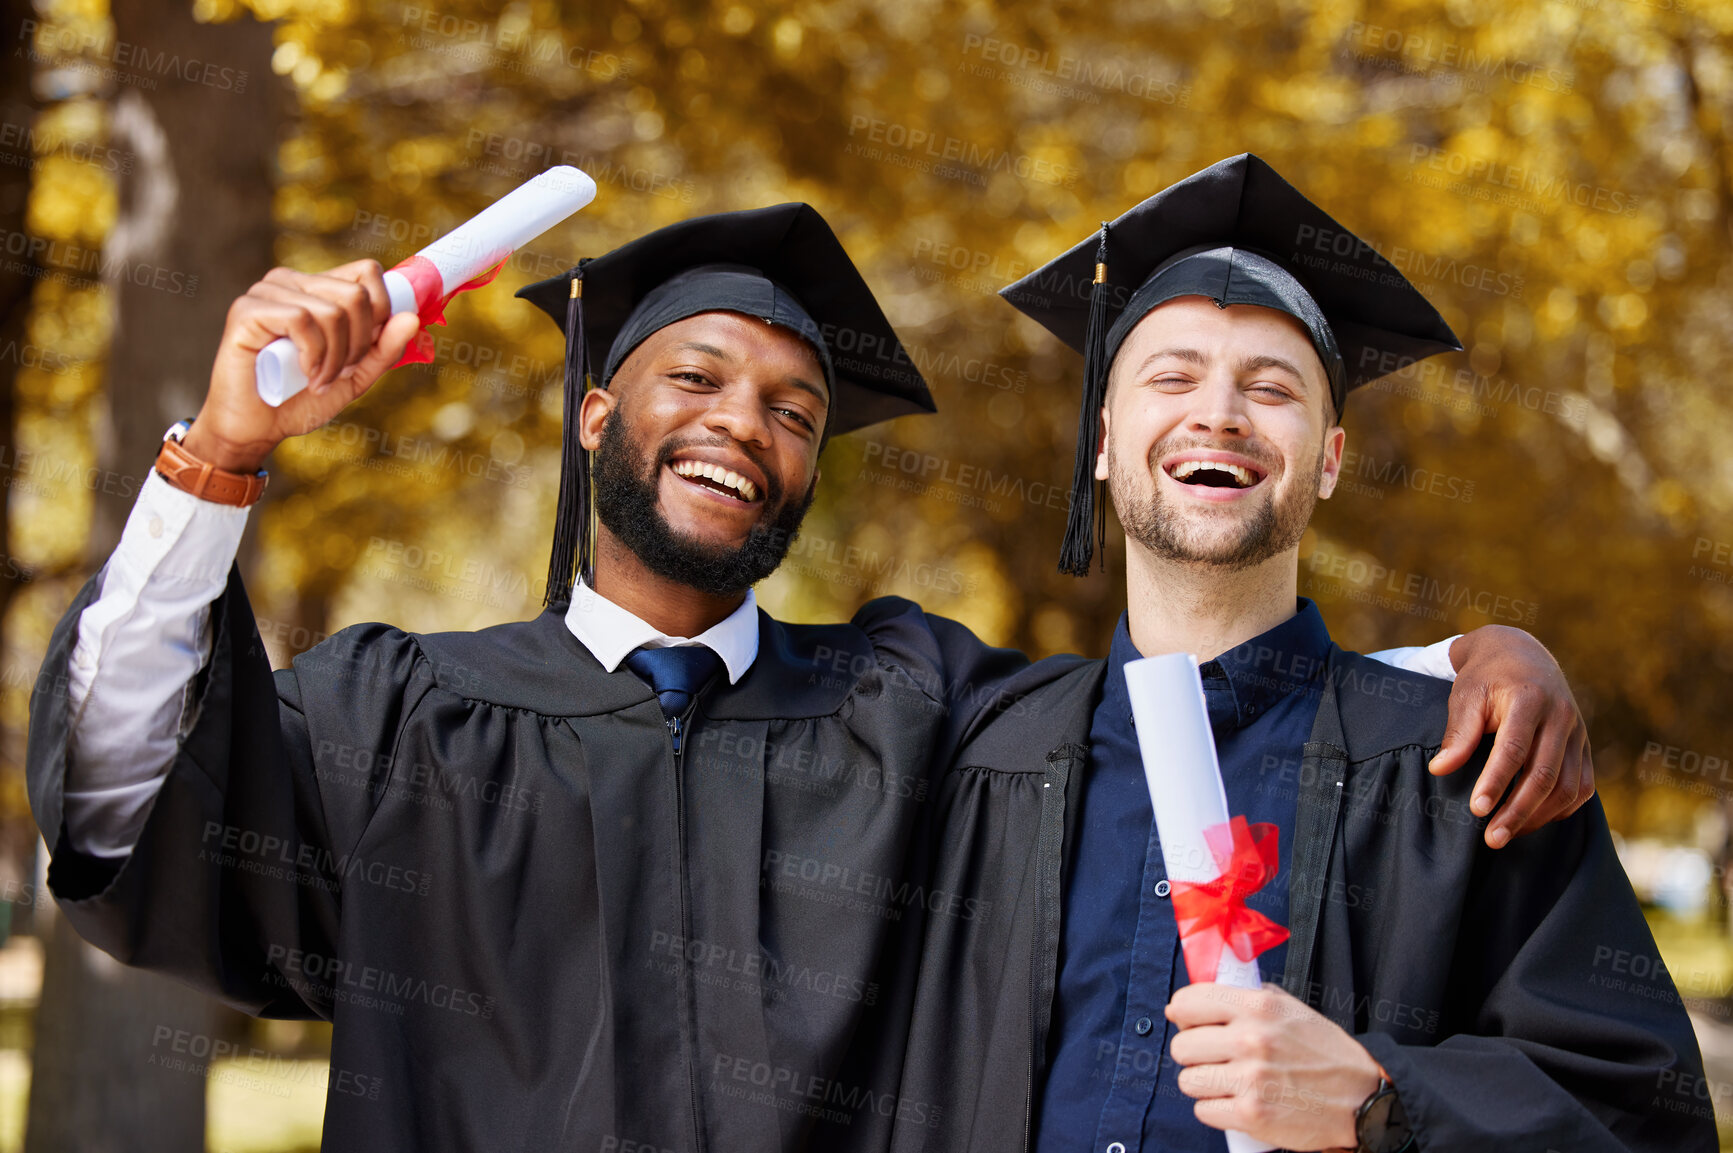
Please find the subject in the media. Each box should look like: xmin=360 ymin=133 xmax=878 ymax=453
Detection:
xmin=28 ymin=564 xmax=433 ymax=1019
xmin=1346 ymin=773 xmax=1714 ymax=1151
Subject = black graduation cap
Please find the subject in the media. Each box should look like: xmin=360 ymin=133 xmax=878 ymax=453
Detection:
xmin=999 ymin=153 xmax=1463 ymax=576
xmin=516 ymin=203 xmax=935 ymax=605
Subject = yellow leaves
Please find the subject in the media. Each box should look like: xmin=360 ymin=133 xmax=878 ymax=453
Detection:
xmin=1031 ymin=602 xmax=1081 ymax=657
xmin=271 ymin=37 xmax=303 ymax=74
xmin=1260 ymin=73 xmax=1361 ymax=123
xmin=191 ymin=0 xmax=245 ymax=23
xmin=8 ymin=412 xmax=91 ymax=566
xmin=1598 ymin=291 xmax=1648 ymax=331
xmin=1650 ymin=477 xmax=1694 ymax=528
xmin=0 ymin=0 xmax=1704 ymax=835
xmin=1575 ymin=221 xmax=1610 ymax=261
xmin=721 ymin=6 xmax=756 ymax=36
xmin=773 ymin=18 xmax=805 ymax=59
xmin=1541 ymin=285 xmax=1578 ymax=335
xmin=24 ymin=155 xmax=114 ymax=243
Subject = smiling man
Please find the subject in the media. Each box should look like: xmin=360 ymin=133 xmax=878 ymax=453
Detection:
xmin=25 ymin=205 xmax=1046 ymax=1152
xmin=29 ymin=198 xmax=1597 ymax=1153
xmin=901 ymin=155 xmax=1711 ymax=1153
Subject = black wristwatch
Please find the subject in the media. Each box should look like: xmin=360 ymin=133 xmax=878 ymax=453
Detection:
xmin=1355 ymin=1078 xmax=1415 ymax=1153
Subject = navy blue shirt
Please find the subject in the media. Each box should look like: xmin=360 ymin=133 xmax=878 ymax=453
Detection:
xmin=1034 ymin=600 xmax=1334 ymax=1153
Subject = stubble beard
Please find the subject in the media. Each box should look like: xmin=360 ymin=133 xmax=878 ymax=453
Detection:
xmin=589 ymin=406 xmax=816 ymax=597
xmin=1110 ymin=435 xmax=1324 ymax=571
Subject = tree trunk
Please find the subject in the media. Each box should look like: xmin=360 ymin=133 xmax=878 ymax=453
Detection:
xmin=0 ymin=0 xmax=32 ymax=659
xmin=25 ymin=2 xmax=280 ymax=1150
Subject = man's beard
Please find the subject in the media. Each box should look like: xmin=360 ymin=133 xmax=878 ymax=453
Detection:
xmin=1110 ymin=435 xmax=1323 ymax=570
xmin=590 ymin=407 xmax=816 ymax=597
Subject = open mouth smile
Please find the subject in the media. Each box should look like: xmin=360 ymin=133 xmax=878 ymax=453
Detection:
xmin=1165 ymin=460 xmax=1263 ymax=490
xmin=668 ymin=457 xmax=763 ymax=503
xmin=1157 ymin=450 xmax=1268 ymax=495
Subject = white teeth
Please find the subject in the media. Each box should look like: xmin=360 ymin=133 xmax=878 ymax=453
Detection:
xmin=1171 ymin=461 xmax=1256 ymax=487
xmin=671 ymin=460 xmax=759 ymax=501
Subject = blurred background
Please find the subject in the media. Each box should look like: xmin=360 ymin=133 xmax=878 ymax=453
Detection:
xmin=0 ymin=0 xmax=1729 ymax=1147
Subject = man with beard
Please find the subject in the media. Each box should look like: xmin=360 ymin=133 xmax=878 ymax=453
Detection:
xmin=29 ymin=202 xmax=1589 ymax=1153
xmin=898 ymin=155 xmax=1710 ymax=1153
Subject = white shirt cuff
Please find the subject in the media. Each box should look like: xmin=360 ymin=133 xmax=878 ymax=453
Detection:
xmin=1367 ymin=635 xmax=1461 ymax=682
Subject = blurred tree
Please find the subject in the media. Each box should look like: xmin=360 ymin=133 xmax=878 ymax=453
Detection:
xmin=0 ymin=0 xmax=42 ymax=949
xmin=23 ymin=0 xmax=276 ymax=1148
xmin=221 ymin=0 xmax=1733 ymax=840
xmin=9 ymin=0 xmax=1733 ymax=1142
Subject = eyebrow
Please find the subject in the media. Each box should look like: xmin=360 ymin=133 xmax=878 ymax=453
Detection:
xmin=1128 ymin=347 xmax=1316 ymax=391
xmin=1235 ymin=353 xmax=1313 ymax=388
xmin=671 ymin=342 xmax=830 ymax=409
xmin=673 ymin=341 xmax=731 ymax=360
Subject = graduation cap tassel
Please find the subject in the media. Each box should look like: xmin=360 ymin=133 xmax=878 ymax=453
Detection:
xmin=544 ymin=269 xmax=593 ymax=608
xmin=1059 ymin=223 xmax=1112 ymax=577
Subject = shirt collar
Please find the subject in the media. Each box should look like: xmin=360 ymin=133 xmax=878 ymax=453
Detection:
xmin=1105 ymin=597 xmax=1334 ymax=732
xmin=1200 ymin=598 xmax=1333 ymax=729
xmin=563 ymin=582 xmax=760 ymax=685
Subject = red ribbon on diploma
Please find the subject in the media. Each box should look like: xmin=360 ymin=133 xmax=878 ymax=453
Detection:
xmin=389 ymin=253 xmax=510 ymax=368
xmin=1168 ymin=815 xmax=1291 ymax=984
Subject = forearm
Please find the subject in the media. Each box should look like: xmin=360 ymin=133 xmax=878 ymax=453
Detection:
xmin=64 ymin=471 xmax=248 ymax=856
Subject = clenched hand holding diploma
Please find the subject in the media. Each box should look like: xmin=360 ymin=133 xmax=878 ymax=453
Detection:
xmin=252 ymin=165 xmax=597 ymax=406
xmin=178 ymin=166 xmax=594 ymax=475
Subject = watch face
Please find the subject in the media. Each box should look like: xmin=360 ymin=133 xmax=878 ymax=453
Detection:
xmin=1356 ymin=1083 xmax=1413 ymax=1153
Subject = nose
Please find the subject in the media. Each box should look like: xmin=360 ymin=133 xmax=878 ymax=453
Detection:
xmin=704 ymin=384 xmax=773 ymax=449
xmin=1185 ymin=375 xmax=1249 ymax=437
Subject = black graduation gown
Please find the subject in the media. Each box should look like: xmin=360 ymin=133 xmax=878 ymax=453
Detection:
xmin=894 ymin=648 xmax=1716 ymax=1153
xmin=27 ymin=568 xmax=1030 ymax=1153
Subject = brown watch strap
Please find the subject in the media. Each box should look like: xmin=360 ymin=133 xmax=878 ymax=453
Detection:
xmin=154 ymin=435 xmax=269 ymax=506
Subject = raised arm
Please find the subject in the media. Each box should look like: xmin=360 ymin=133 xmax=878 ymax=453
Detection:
xmin=54 ymin=259 xmax=419 ymax=857
xmin=28 ymin=261 xmax=424 ymax=1009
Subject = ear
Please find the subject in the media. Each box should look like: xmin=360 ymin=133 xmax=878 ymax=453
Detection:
xmin=1092 ymin=405 xmax=1112 ymax=482
xmin=578 ymin=385 xmax=616 ymax=452
xmin=1317 ymin=424 xmax=1346 ymax=499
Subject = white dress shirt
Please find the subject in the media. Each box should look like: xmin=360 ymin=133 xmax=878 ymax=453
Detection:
xmin=61 ymin=478 xmax=1456 ymax=859
xmin=564 ymin=580 xmax=758 ymax=685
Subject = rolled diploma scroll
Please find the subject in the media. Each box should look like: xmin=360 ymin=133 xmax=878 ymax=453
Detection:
xmin=1124 ymin=652 xmax=1277 ymax=1153
xmin=255 ymin=165 xmax=599 ymax=406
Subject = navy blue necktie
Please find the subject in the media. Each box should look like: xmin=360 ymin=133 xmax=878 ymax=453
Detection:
xmin=625 ymin=645 xmax=722 ymax=753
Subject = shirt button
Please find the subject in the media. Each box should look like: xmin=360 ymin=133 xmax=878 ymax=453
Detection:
xmin=1154 ymin=879 xmax=1171 ymax=898
xmin=147 ymin=515 xmax=164 ymax=539
xmin=1134 ymin=1016 xmax=1154 ymax=1036
xmin=1107 ymin=1144 xmax=1127 ymax=1153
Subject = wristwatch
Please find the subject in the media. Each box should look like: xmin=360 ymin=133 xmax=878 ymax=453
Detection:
xmin=1355 ymin=1078 xmax=1414 ymax=1153
xmin=154 ymin=419 xmax=269 ymax=507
